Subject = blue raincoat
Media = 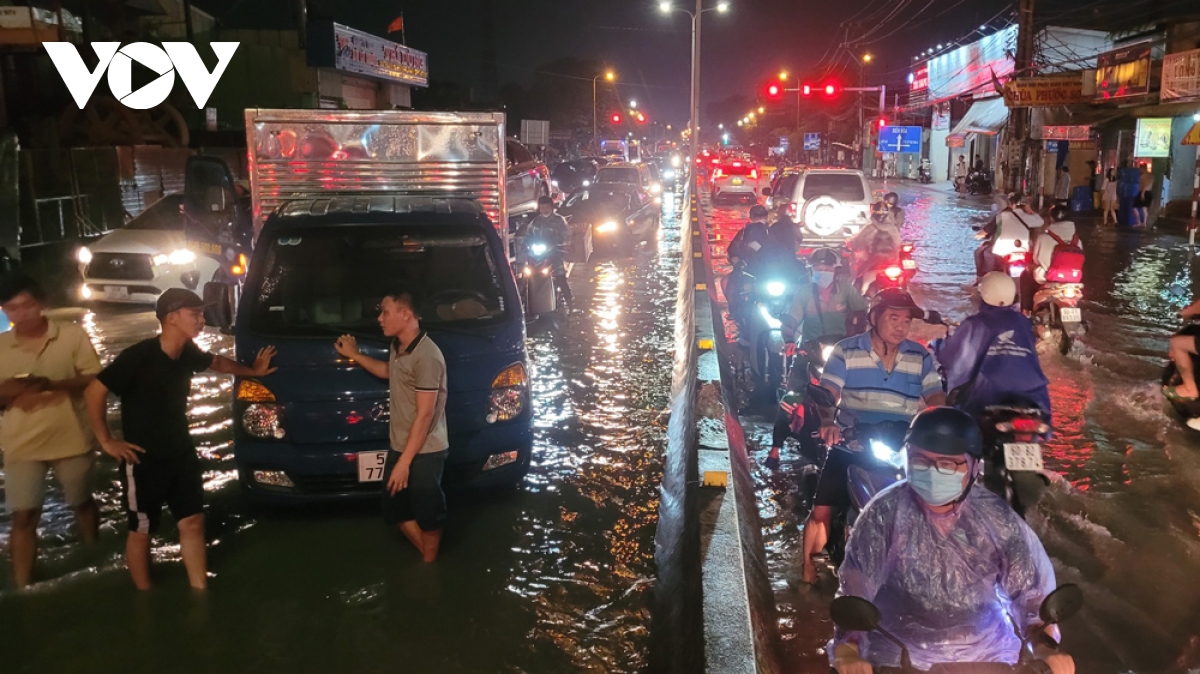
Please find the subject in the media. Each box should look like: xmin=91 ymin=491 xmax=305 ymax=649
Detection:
xmin=831 ymin=482 xmax=1057 ymax=669
xmin=936 ymin=304 xmax=1051 ymax=423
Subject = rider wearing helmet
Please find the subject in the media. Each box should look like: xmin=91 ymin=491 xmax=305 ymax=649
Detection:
xmin=849 ymin=194 xmax=903 ymax=281
xmin=799 ymin=288 xmax=945 ymax=584
xmin=1032 ymin=204 xmax=1081 ymax=285
xmin=936 ymin=271 xmax=1051 ymax=422
xmin=831 ymin=408 xmax=1073 ymax=674
xmin=726 ymin=204 xmax=774 ymax=325
xmin=767 ymin=248 xmax=868 ymax=469
xmin=527 ymin=196 xmax=574 ymax=307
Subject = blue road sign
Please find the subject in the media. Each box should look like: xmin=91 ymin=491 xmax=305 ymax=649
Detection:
xmin=803 ymin=133 xmax=821 ymax=151
xmin=878 ymin=125 xmax=922 ymax=153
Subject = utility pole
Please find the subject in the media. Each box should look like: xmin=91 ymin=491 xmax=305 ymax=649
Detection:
xmin=1008 ymin=0 xmax=1037 ymax=194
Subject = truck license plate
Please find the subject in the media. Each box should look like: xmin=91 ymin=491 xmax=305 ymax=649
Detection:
xmin=1060 ymin=307 xmax=1081 ymax=323
xmin=357 ymin=450 xmax=389 ymax=482
xmin=105 ymin=285 xmax=129 ymax=300
xmin=1003 ymin=443 xmax=1044 ymax=472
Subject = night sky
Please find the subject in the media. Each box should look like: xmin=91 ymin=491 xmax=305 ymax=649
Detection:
xmin=207 ymin=0 xmax=1039 ymax=125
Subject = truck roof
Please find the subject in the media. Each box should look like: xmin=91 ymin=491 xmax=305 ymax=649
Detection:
xmin=267 ymin=196 xmax=488 ymax=226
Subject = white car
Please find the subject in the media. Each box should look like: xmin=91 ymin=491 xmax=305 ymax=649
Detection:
xmin=774 ymin=168 xmax=872 ymax=247
xmin=77 ymin=194 xmax=221 ymax=304
xmin=711 ymin=160 xmax=761 ymax=203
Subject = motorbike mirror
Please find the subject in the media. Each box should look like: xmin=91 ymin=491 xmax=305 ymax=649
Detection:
xmin=829 ymin=596 xmax=882 ymax=633
xmin=1168 ymin=283 xmax=1187 ymax=298
xmin=1039 ymin=584 xmax=1083 ymax=625
xmin=807 ymin=383 xmax=837 ymax=408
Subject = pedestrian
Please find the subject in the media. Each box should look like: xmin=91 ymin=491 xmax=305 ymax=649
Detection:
xmin=1135 ymin=163 xmax=1154 ymax=228
xmin=1086 ymin=160 xmax=1099 ymax=209
xmin=84 ymin=289 xmax=277 ymax=590
xmin=1053 ymin=165 xmax=1071 ymax=209
xmin=335 ymin=287 xmax=449 ymax=563
xmin=973 ymin=154 xmax=985 ymax=174
xmin=0 ymin=273 xmax=101 ymax=588
xmin=1101 ymin=168 xmax=1118 ymax=225
xmin=954 ymin=156 xmax=968 ymax=198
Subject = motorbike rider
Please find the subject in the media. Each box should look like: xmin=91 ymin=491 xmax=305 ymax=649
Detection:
xmin=768 ymin=202 xmax=800 ymax=264
xmin=726 ymin=205 xmax=773 ymax=325
xmin=800 ymin=288 xmax=945 ymax=584
xmin=1032 ymin=205 xmax=1080 ymax=286
xmin=936 ymin=272 xmax=1051 ymax=423
xmin=767 ymin=248 xmax=868 ymax=469
xmin=526 ymin=196 xmax=574 ymax=309
xmin=830 ymin=407 xmax=1074 ymax=674
xmin=848 ymin=193 xmax=902 ymax=282
xmin=1166 ymin=298 xmax=1200 ymax=405
xmin=975 ymin=192 xmax=1044 ymax=277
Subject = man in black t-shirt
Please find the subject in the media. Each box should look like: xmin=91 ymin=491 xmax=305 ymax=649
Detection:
xmin=84 ymin=289 xmax=276 ymax=590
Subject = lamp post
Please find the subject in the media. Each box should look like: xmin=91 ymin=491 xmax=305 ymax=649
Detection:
xmin=659 ymin=1 xmax=729 ymax=175
xmin=593 ymin=70 xmax=616 ymax=152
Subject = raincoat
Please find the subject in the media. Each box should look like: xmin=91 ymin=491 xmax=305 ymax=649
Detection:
xmin=936 ymin=303 xmax=1051 ymax=422
xmin=831 ymin=482 xmax=1057 ymax=669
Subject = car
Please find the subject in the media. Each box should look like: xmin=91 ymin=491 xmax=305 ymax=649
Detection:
xmin=595 ymin=162 xmax=660 ymax=198
xmin=506 ymin=138 xmax=554 ymax=217
xmin=648 ymin=153 xmax=683 ymax=188
xmin=557 ymin=183 xmax=658 ymax=252
xmin=77 ymin=194 xmax=224 ymax=304
xmin=551 ymin=159 xmax=599 ymax=194
xmin=764 ymin=166 xmax=804 ymax=211
xmin=766 ymin=168 xmax=872 ymax=248
xmin=711 ymin=159 xmax=761 ymax=204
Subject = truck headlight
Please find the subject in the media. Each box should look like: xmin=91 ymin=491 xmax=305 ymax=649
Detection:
xmin=77 ymin=246 xmax=92 ymax=264
xmin=486 ymin=363 xmax=527 ymax=423
xmin=168 ymin=249 xmax=196 ymax=265
xmin=243 ymin=404 xmax=286 ymax=439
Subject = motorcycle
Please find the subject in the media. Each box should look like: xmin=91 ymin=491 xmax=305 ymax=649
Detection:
xmin=976 ymin=403 xmax=1052 ymax=519
xmin=856 ymin=242 xmax=916 ymax=299
xmin=844 ymin=421 xmax=911 ymax=535
xmin=1031 ymin=282 xmax=1084 ymax=354
xmin=918 ymin=159 xmax=933 ymax=184
xmin=966 ymin=170 xmax=993 ymax=195
xmin=518 ymin=236 xmax=568 ymax=321
xmin=829 ymin=584 xmax=1083 ymax=674
xmin=738 ymin=266 xmax=806 ymax=403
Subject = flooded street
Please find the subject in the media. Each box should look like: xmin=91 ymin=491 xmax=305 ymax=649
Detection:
xmin=706 ymin=182 xmax=1200 ymax=673
xmin=0 ymin=192 xmax=684 ymax=674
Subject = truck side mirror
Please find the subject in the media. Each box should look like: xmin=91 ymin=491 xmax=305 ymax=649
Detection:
xmin=203 ymin=282 xmax=233 ymax=329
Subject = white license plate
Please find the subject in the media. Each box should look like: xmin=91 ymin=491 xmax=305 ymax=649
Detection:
xmin=731 ymin=178 xmax=743 ymax=185
xmin=1060 ymin=307 xmax=1081 ymax=323
xmin=357 ymin=450 xmax=389 ymax=482
xmin=105 ymin=285 xmax=129 ymax=299
xmin=902 ymin=259 xmax=917 ymax=270
xmin=1008 ymin=267 xmax=1024 ymax=278
xmin=1003 ymin=443 xmax=1044 ymax=472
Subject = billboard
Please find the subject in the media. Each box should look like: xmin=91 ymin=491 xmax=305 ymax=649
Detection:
xmin=308 ymin=20 xmax=430 ymax=88
xmin=1133 ymin=118 xmax=1171 ymax=158
xmin=878 ymin=126 xmax=922 ymax=153
xmin=927 ymin=26 xmax=1016 ymax=100
xmin=1095 ymin=42 xmax=1152 ymax=100
xmin=1162 ymin=48 xmax=1200 ymax=102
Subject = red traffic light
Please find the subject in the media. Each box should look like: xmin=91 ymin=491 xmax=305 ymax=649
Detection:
xmin=611 ymin=113 xmax=623 ymax=124
xmin=801 ymin=84 xmax=812 ymax=96
xmin=636 ymin=112 xmax=646 ymax=123
xmin=878 ymin=118 xmax=887 ymax=128
xmin=824 ymin=83 xmax=837 ymax=96
xmin=766 ymin=82 xmax=782 ymax=99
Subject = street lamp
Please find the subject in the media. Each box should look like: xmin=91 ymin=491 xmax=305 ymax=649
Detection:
xmin=593 ymin=70 xmax=616 ymax=150
xmin=737 ymin=120 xmax=743 ymax=127
xmin=779 ymin=70 xmax=788 ymax=80
xmin=659 ymin=1 xmax=730 ymax=170
xmin=630 ymin=99 xmax=638 ymax=108
xmin=757 ymin=106 xmax=764 ymax=114
xmin=862 ymin=53 xmax=873 ymax=63
xmin=718 ymin=123 xmax=724 ymax=129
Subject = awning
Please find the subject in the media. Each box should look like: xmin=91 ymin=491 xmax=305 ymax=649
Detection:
xmin=949 ymin=97 xmax=1010 ymax=137
xmin=1031 ymin=106 xmax=1131 ymax=135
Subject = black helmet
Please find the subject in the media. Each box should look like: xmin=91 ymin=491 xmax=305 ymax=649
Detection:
xmin=869 ymin=287 xmax=922 ymax=324
xmin=884 ymin=192 xmax=899 ymax=206
xmin=749 ymin=204 xmax=769 ymax=220
xmin=905 ymin=407 xmax=983 ymax=458
xmin=1049 ymin=204 xmax=1068 ymax=222
xmin=809 ymin=247 xmax=840 ymax=268
xmin=538 ymin=195 xmax=554 ymax=207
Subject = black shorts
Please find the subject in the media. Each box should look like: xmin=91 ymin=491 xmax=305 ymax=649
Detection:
xmin=382 ymin=450 xmax=447 ymax=532
xmin=120 ymin=456 xmax=204 ymax=534
xmin=813 ymin=448 xmax=870 ymax=508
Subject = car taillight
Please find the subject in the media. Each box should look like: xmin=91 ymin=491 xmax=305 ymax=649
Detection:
xmin=750 ymin=169 xmax=758 ymax=180
xmin=787 ymin=202 xmax=799 ymax=218
xmin=713 ymin=168 xmax=723 ymax=178
xmin=711 ymin=158 xmax=719 ymax=164
xmin=901 ymin=243 xmax=914 ymax=253
xmin=884 ymin=266 xmax=903 ymax=280
xmin=732 ymin=161 xmax=741 ymax=167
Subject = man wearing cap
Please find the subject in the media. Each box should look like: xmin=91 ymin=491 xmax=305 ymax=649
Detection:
xmin=84 ymin=289 xmax=277 ymax=590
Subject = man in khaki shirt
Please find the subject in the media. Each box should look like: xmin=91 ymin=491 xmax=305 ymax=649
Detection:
xmin=0 ymin=274 xmax=101 ymax=587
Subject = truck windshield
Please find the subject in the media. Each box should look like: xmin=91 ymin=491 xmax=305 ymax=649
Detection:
xmin=247 ymin=224 xmax=508 ymax=336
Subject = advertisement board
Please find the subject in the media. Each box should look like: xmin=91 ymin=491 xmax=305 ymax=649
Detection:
xmin=1004 ymin=76 xmax=1086 ymax=107
xmin=878 ymin=126 xmax=922 ymax=153
xmin=308 ymin=20 xmax=429 ymax=88
xmin=1134 ymin=118 xmax=1172 ymax=157
xmin=1041 ymin=125 xmax=1091 ymax=141
xmin=1162 ymin=48 xmax=1200 ymax=102
xmin=1095 ymin=42 xmax=1152 ymax=100
xmin=927 ymin=25 xmax=1016 ymax=100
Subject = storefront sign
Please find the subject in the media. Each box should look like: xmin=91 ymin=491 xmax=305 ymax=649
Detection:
xmin=1162 ymin=48 xmax=1200 ymax=102
xmin=1134 ymin=118 xmax=1172 ymax=157
xmin=308 ymin=20 xmax=429 ymax=88
xmin=1003 ymin=76 xmax=1086 ymax=107
xmin=1042 ymin=125 xmax=1090 ymax=141
xmin=1183 ymin=122 xmax=1200 ymax=146
xmin=1095 ymin=42 xmax=1152 ymax=100
xmin=927 ymin=25 xmax=1016 ymax=100
xmin=946 ymin=135 xmax=965 ymax=148
xmin=909 ymin=66 xmax=929 ymax=92
xmin=932 ymin=108 xmax=950 ymax=131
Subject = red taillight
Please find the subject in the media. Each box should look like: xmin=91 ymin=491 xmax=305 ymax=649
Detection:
xmin=750 ymin=169 xmax=759 ymax=179
xmin=798 ymin=247 xmax=814 ymax=256
xmin=787 ymin=202 xmax=799 ymax=217
xmin=732 ymin=161 xmax=741 ymax=167
xmin=1012 ymin=418 xmax=1041 ymax=432
xmin=901 ymin=243 xmax=914 ymax=253
xmin=1007 ymin=253 xmax=1025 ymax=263
xmin=711 ymin=158 xmax=719 ymax=164
xmin=884 ymin=266 xmax=903 ymax=280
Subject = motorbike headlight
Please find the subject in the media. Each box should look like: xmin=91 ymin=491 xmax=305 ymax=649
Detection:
xmin=597 ymin=221 xmax=618 ymax=234
xmin=871 ymin=440 xmax=905 ymax=468
xmin=77 ymin=246 xmax=92 ymax=264
xmin=758 ymin=304 xmax=782 ymax=329
xmin=582 ymin=180 xmax=591 ymax=187
xmin=487 ymin=363 xmax=527 ymax=423
xmin=529 ymin=242 xmax=548 ymax=256
xmin=168 ymin=249 xmax=196 ymax=265
xmin=766 ymin=281 xmax=786 ymax=297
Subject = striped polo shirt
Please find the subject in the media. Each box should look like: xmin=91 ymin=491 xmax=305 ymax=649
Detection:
xmin=820 ymin=331 xmax=942 ymax=427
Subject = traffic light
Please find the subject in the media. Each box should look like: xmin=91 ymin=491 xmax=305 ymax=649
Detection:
xmin=823 ymin=83 xmax=838 ymax=96
xmin=765 ymin=81 xmax=782 ymax=100
xmin=878 ymin=118 xmax=887 ymax=129
xmin=611 ymin=112 xmax=623 ymax=124
xmin=636 ymin=112 xmax=647 ymax=124
xmin=801 ymin=84 xmax=812 ymax=96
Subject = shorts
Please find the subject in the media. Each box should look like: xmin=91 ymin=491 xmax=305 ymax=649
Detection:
xmin=120 ymin=456 xmax=205 ymax=534
xmin=814 ymin=447 xmax=870 ymax=508
xmin=1102 ymin=198 xmax=1117 ymax=210
xmin=3 ymin=453 xmax=95 ymax=513
xmin=382 ymin=450 xmax=447 ymax=532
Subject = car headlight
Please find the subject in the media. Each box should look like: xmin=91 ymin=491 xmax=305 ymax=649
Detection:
xmin=582 ymin=180 xmax=591 ymax=187
xmin=663 ymin=169 xmax=675 ymax=178
xmin=758 ymin=304 xmax=782 ymax=329
xmin=529 ymin=242 xmax=548 ymax=256
xmin=870 ymin=440 xmax=906 ymax=469
xmin=650 ymin=183 xmax=662 ymax=194
xmin=486 ymin=363 xmax=527 ymax=423
xmin=671 ymin=156 xmax=681 ymax=167
xmin=77 ymin=246 xmax=92 ymax=264
xmin=597 ymin=221 xmax=618 ymax=234
xmin=152 ymin=253 xmax=169 ymax=266
xmin=243 ymin=403 xmax=286 ymax=439
xmin=168 ymin=249 xmax=196 ymax=265
xmin=766 ymin=281 xmax=786 ymax=297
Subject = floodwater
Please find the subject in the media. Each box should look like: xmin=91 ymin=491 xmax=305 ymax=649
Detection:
xmin=707 ymin=182 xmax=1200 ymax=673
xmin=0 ymin=191 xmax=685 ymax=674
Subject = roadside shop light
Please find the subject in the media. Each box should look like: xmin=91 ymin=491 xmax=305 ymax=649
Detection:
xmin=80 ymin=284 xmax=92 ymax=300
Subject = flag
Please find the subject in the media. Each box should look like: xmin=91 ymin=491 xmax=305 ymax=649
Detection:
xmin=387 ymin=15 xmax=404 ymax=33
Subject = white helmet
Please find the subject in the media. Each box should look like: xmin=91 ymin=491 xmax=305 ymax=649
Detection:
xmin=979 ymin=271 xmax=1017 ymax=307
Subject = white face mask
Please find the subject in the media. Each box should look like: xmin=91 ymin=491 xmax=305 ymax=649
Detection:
xmin=813 ymin=270 xmax=835 ymax=289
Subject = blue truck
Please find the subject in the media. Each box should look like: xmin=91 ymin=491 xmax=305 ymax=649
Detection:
xmin=194 ymin=110 xmax=532 ymax=502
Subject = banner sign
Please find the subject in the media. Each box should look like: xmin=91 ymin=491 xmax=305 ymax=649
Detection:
xmin=1095 ymin=42 xmax=1152 ymax=100
xmin=946 ymin=135 xmax=965 ymax=148
xmin=308 ymin=21 xmax=429 ymax=88
xmin=1134 ymin=118 xmax=1172 ymax=157
xmin=932 ymin=108 xmax=950 ymax=131
xmin=1041 ymin=125 xmax=1091 ymax=141
xmin=878 ymin=126 xmax=922 ymax=153
xmin=909 ymin=66 xmax=929 ymax=92
xmin=927 ymin=26 xmax=1016 ymax=100
xmin=1003 ymin=76 xmax=1086 ymax=107
xmin=1162 ymin=48 xmax=1200 ymax=102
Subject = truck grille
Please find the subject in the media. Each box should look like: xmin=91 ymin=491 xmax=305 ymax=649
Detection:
xmin=87 ymin=253 xmax=154 ymax=281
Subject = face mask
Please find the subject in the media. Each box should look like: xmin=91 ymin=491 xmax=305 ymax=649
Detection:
xmin=908 ymin=463 xmax=966 ymax=506
xmin=813 ymin=270 xmax=835 ymax=289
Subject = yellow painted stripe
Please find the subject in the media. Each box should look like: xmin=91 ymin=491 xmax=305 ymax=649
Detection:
xmin=696 ymin=283 xmax=707 ymax=290
xmin=698 ymin=338 xmax=714 ymax=350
